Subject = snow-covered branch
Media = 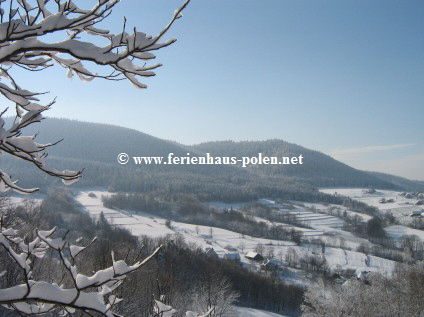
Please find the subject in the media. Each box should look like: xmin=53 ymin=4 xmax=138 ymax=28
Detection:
xmin=0 ymin=105 xmax=82 ymax=194
xmin=0 ymin=220 xmax=163 ymax=316
xmin=0 ymin=0 xmax=190 ymax=193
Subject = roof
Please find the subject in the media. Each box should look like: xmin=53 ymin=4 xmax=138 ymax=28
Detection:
xmin=245 ymin=252 xmax=263 ymax=260
xmin=205 ymin=248 xmax=218 ymax=257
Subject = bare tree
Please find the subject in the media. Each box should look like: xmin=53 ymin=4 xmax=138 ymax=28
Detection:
xmin=0 ymin=1 xmax=194 ymax=315
xmin=302 ymin=263 xmax=424 ymax=317
xmin=0 ymin=0 xmax=190 ymax=194
xmin=238 ymin=241 xmax=245 ymax=253
xmin=285 ymin=247 xmax=298 ymax=268
xmin=190 ymin=274 xmax=239 ymax=317
xmin=254 ymin=243 xmax=264 ymax=256
xmin=0 ymin=219 xmax=162 ymax=316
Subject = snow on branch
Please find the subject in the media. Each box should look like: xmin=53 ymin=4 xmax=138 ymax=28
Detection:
xmin=0 ymin=219 xmax=163 ymax=316
xmin=0 ymin=104 xmax=82 ymax=194
xmin=0 ymin=0 xmax=190 ymax=193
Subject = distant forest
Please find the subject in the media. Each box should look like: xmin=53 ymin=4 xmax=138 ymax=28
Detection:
xmin=3 ymin=118 xmax=424 ymax=200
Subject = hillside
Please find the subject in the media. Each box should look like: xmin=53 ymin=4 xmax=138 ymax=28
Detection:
xmin=2 ymin=117 xmax=422 ymax=197
xmin=365 ymin=171 xmax=424 ymax=192
xmin=194 ymin=140 xmax=401 ymax=189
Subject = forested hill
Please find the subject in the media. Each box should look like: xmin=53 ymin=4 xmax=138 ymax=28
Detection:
xmin=365 ymin=171 xmax=424 ymax=192
xmin=193 ymin=140 xmax=404 ymax=189
xmin=10 ymin=117 xmax=192 ymax=162
xmin=2 ymin=117 xmax=423 ymax=196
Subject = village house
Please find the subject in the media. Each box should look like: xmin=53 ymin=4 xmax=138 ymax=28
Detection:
xmin=205 ymin=247 xmax=218 ymax=258
xmin=245 ymin=252 xmax=264 ymax=261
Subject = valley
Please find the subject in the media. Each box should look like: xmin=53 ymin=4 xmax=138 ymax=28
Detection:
xmin=2 ymin=119 xmax=424 ymax=316
xmin=76 ymin=188 xmax=405 ymax=287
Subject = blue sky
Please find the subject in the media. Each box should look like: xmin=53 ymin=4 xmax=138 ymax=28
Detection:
xmin=7 ymin=0 xmax=424 ymax=180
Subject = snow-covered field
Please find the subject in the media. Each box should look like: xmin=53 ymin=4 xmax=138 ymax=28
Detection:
xmin=236 ymin=307 xmax=288 ymax=317
xmin=258 ymin=200 xmax=374 ymax=252
xmin=76 ymin=191 xmax=396 ymax=279
xmin=320 ymin=188 xmax=423 ymax=225
xmin=385 ymin=225 xmax=424 ymax=241
xmin=6 ymin=196 xmax=42 ymax=207
xmin=318 ymin=188 xmax=424 ymax=246
xmin=288 ymin=208 xmax=344 ymax=229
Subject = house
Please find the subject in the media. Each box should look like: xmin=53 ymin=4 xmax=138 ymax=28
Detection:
xmin=363 ymin=188 xmax=376 ymax=194
xmin=409 ymin=210 xmax=424 ymax=217
xmin=205 ymin=247 xmax=218 ymax=258
xmin=261 ymin=259 xmax=282 ymax=271
xmin=223 ymin=253 xmax=240 ymax=263
xmin=245 ymin=252 xmax=264 ymax=261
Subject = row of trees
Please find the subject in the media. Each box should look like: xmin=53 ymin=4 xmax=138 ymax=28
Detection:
xmin=102 ymin=193 xmax=305 ymax=244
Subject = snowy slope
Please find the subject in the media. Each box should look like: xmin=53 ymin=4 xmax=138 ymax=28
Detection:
xmin=320 ymin=188 xmax=424 ymax=225
xmin=385 ymin=225 xmax=424 ymax=241
xmin=76 ymin=191 xmax=396 ymax=277
xmin=236 ymin=307 xmax=288 ymax=317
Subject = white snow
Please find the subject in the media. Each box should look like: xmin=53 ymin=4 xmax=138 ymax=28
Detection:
xmin=76 ymin=191 xmax=397 ymax=279
xmin=236 ymin=307 xmax=288 ymax=317
xmin=320 ymin=188 xmax=424 ymax=225
xmin=385 ymin=225 xmax=424 ymax=241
